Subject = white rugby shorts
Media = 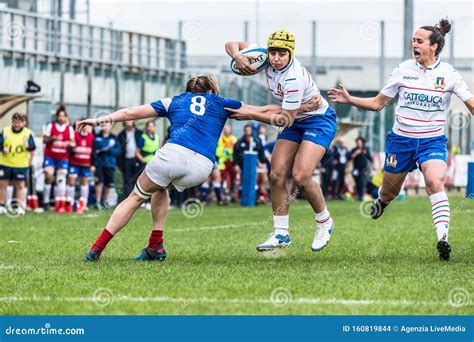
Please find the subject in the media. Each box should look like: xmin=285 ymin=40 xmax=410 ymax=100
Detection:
xmin=145 ymin=143 xmax=213 ymax=192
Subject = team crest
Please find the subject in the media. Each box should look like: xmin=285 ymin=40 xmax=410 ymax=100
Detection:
xmin=386 ymin=153 xmax=397 ymax=168
xmin=434 ymin=77 xmax=445 ymax=90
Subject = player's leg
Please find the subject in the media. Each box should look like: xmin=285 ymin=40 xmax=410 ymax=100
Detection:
xmin=212 ymin=168 xmax=223 ymax=204
xmin=66 ymin=165 xmax=77 ymax=206
xmin=43 ymin=161 xmax=55 ymax=208
xmin=78 ymin=173 xmax=90 ymax=211
xmin=371 ymin=132 xmax=415 ymax=219
xmin=257 ymin=138 xmax=299 ymax=251
xmin=102 ymin=168 xmax=114 ymax=207
xmin=54 ymin=166 xmax=68 ymax=198
xmin=370 ymin=170 xmax=408 ymax=219
xmin=85 ymin=170 xmax=161 ymax=261
xmin=94 ymin=167 xmax=104 ymax=209
xmin=257 ymin=170 xmax=269 ymax=204
xmin=421 ymin=159 xmax=451 ymax=261
xmin=133 ymin=188 xmax=169 ymax=261
xmin=292 ymin=141 xmax=335 ymax=251
xmin=200 ymin=175 xmax=211 ymax=203
xmin=0 ymin=166 xmax=8 ymax=214
xmin=11 ymin=178 xmax=26 ymax=215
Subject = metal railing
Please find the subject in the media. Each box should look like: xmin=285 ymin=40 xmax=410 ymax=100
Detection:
xmin=0 ymin=7 xmax=186 ymax=72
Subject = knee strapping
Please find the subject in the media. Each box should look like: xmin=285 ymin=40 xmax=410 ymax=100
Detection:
xmin=134 ymin=180 xmax=152 ymax=200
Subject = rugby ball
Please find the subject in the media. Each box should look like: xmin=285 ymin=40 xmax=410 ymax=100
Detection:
xmin=230 ymin=47 xmax=269 ymax=75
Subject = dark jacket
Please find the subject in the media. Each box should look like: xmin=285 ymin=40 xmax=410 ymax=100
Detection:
xmin=233 ymin=135 xmax=266 ymax=168
xmin=93 ymin=133 xmax=122 ymax=169
xmin=117 ymin=128 xmax=143 ymax=170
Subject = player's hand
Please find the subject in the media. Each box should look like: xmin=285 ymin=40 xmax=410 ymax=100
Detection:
xmin=233 ymin=54 xmax=257 ymax=76
xmin=328 ymin=84 xmax=351 ymax=104
xmin=226 ymin=105 xmax=252 ymax=121
xmin=76 ymin=118 xmax=99 ymax=131
xmin=2 ymin=146 xmax=8 ymax=154
xmin=90 ymin=166 xmax=96 ymax=173
xmin=300 ymin=95 xmax=322 ymax=112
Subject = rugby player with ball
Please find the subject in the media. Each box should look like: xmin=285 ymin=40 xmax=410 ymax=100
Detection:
xmin=225 ymin=29 xmax=338 ymax=253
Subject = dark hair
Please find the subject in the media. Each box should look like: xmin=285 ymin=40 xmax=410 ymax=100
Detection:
xmin=419 ymin=18 xmax=451 ymax=56
xmin=55 ymin=105 xmax=68 ymax=118
xmin=356 ymin=136 xmax=365 ymax=145
xmin=145 ymin=120 xmax=155 ymax=128
xmin=12 ymin=112 xmax=27 ymax=123
xmin=186 ymin=76 xmax=220 ymax=95
xmin=244 ymin=124 xmax=252 ymax=130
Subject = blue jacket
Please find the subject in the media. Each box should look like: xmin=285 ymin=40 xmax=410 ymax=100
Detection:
xmin=93 ymin=133 xmax=121 ymax=169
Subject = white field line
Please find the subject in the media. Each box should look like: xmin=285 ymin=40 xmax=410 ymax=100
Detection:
xmin=0 ymin=295 xmax=457 ymax=307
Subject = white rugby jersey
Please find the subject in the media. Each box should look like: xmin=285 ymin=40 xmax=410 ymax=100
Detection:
xmin=265 ymin=58 xmax=329 ymax=119
xmin=381 ymin=58 xmax=473 ymax=138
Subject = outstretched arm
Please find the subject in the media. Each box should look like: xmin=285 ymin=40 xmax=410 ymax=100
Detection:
xmin=328 ymin=84 xmax=392 ymax=112
xmin=76 ymin=105 xmax=156 ymax=131
xmin=464 ymin=97 xmax=474 ymax=115
xmin=225 ymin=103 xmax=297 ymax=127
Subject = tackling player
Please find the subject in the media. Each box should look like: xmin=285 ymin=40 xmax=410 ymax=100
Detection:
xmin=77 ymin=76 xmax=289 ymax=262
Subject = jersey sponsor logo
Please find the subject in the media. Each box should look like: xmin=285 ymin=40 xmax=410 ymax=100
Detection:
xmin=403 ymin=92 xmax=443 ymax=109
xmin=434 ymin=77 xmax=446 ymax=90
xmin=304 ymin=131 xmax=317 ymax=137
xmin=403 ymin=75 xmax=419 ymax=80
xmin=386 ymin=153 xmax=397 ymax=168
xmin=403 ymin=93 xmax=443 ymax=104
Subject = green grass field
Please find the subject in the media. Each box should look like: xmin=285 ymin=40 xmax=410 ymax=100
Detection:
xmin=0 ymin=196 xmax=473 ymax=315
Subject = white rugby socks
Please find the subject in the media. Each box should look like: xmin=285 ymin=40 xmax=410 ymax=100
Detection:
xmin=273 ymin=215 xmax=289 ymax=236
xmin=429 ymin=192 xmax=450 ymax=241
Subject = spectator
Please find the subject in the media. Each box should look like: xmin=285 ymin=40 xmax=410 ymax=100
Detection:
xmin=233 ymin=124 xmax=266 ymax=200
xmin=94 ymin=122 xmax=121 ymax=209
xmin=118 ymin=121 xmax=142 ymax=198
xmin=319 ymin=148 xmax=335 ymax=199
xmin=43 ymin=105 xmax=75 ymax=211
xmin=67 ymin=121 xmax=94 ymax=213
xmin=217 ymin=125 xmax=238 ymax=202
xmin=136 ymin=120 xmax=160 ymax=170
xmin=332 ymin=137 xmax=351 ymax=199
xmin=0 ymin=113 xmax=36 ymax=216
xmin=136 ymin=120 xmax=160 ymax=209
xmin=351 ymin=137 xmax=373 ymax=201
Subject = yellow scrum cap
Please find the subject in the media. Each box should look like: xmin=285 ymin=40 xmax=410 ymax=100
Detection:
xmin=267 ymin=29 xmax=295 ymax=59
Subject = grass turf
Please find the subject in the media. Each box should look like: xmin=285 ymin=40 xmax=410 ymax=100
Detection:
xmin=0 ymin=196 xmax=472 ymax=315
